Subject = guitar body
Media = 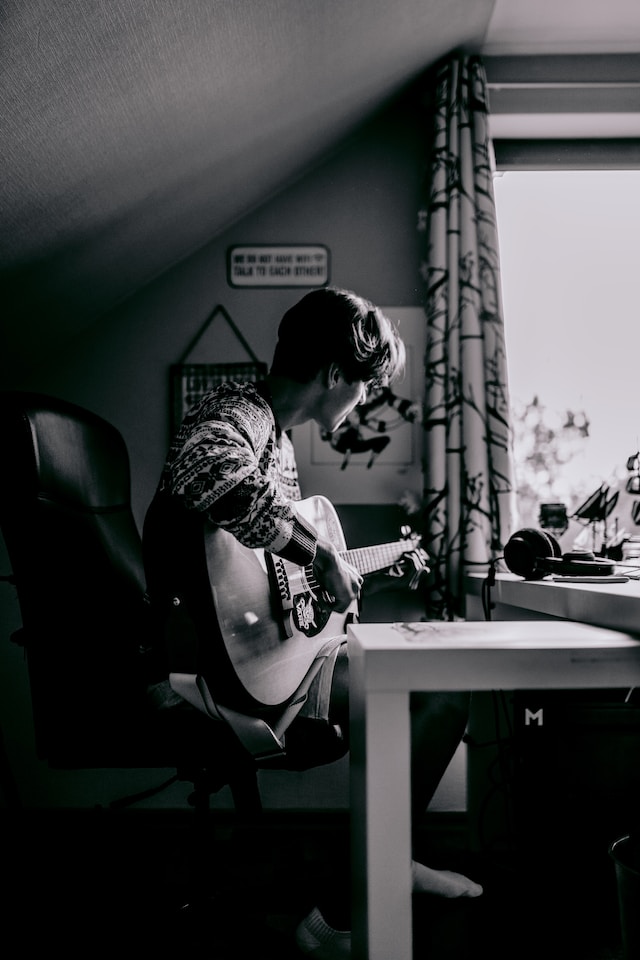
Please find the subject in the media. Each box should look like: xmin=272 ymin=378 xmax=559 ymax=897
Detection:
xmin=204 ymin=496 xmax=356 ymax=708
xmin=197 ymin=494 xmax=425 ymax=709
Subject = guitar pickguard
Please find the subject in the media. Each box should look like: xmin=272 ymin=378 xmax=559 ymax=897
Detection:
xmin=269 ymin=555 xmax=333 ymax=638
xmin=291 ymin=588 xmax=330 ymax=636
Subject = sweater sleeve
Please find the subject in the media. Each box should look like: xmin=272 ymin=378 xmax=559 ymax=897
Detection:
xmin=160 ymin=387 xmax=318 ymax=565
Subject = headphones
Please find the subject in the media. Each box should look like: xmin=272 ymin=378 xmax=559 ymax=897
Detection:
xmin=503 ymin=528 xmax=616 ymax=580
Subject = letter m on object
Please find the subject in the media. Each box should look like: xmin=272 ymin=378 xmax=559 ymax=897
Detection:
xmin=524 ymin=707 xmax=544 ymax=727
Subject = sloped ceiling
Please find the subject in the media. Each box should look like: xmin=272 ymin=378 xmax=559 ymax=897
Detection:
xmin=1 ymin=0 xmax=493 ymax=371
xmin=2 ymin=0 xmax=640 ymax=382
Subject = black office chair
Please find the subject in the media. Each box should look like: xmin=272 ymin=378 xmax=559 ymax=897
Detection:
xmin=0 ymin=390 xmax=347 ymax=943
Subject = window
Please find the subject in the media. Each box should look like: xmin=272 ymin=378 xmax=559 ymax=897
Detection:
xmin=493 ymin=168 xmax=640 ymax=542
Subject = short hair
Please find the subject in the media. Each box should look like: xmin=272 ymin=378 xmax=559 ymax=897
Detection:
xmin=270 ymin=287 xmax=406 ymax=388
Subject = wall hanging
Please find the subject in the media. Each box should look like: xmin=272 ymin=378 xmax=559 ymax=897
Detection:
xmin=170 ymin=304 xmax=267 ymax=434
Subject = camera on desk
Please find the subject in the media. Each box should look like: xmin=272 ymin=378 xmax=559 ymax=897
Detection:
xmin=503 ymin=527 xmax=617 ymax=580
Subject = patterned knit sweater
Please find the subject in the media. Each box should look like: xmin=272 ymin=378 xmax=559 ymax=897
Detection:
xmin=158 ymin=380 xmax=318 ymax=566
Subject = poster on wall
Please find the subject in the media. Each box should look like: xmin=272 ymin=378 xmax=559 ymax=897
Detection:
xmin=294 ymin=307 xmax=425 ymax=506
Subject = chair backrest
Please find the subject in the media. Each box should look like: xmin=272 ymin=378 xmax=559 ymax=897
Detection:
xmin=0 ymin=391 xmax=165 ymax=767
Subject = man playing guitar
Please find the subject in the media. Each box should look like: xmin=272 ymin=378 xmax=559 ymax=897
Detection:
xmin=144 ymin=287 xmax=481 ymax=959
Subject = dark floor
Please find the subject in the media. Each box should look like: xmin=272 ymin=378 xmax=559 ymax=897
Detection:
xmin=0 ymin=803 xmax=627 ymax=959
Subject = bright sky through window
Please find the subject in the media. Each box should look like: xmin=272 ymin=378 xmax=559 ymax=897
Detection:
xmin=494 ymin=170 xmax=640 ymax=513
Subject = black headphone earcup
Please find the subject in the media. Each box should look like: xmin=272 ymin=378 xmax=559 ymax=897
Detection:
xmin=544 ymin=530 xmax=562 ymax=558
xmin=504 ymin=528 xmax=561 ymax=579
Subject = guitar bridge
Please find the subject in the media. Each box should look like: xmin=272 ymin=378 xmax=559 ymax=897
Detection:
xmin=270 ymin=555 xmax=293 ymax=611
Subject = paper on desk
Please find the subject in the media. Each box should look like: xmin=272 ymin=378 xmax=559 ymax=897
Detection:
xmin=390 ymin=619 xmax=637 ymax=647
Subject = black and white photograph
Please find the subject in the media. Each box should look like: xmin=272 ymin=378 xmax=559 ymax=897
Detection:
xmin=2 ymin=2 xmax=640 ymax=958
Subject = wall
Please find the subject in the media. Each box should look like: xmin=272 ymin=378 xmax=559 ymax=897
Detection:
xmin=13 ymin=96 xmax=428 ymax=522
xmin=0 ymin=90 xmax=466 ymax=811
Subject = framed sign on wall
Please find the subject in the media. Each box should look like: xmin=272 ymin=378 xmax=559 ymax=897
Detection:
xmin=227 ymin=244 xmax=330 ymax=287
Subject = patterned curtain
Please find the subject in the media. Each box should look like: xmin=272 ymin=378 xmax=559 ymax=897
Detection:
xmin=418 ymin=53 xmax=517 ymax=620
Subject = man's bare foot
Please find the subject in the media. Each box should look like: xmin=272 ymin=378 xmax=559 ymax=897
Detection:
xmin=412 ymin=860 xmax=483 ymax=897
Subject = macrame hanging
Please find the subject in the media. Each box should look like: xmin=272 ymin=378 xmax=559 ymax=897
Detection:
xmin=170 ymin=304 xmax=267 ymax=434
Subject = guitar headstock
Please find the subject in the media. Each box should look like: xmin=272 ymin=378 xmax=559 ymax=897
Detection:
xmin=389 ymin=527 xmax=430 ymax=589
xmin=400 ymin=524 xmax=424 ymax=553
xmin=402 ymin=546 xmax=430 ymax=588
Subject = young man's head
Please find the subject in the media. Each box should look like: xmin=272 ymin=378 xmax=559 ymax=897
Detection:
xmin=270 ymin=287 xmax=406 ymax=390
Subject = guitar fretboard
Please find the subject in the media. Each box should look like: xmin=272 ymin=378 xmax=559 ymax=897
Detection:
xmin=341 ymin=539 xmax=417 ymax=577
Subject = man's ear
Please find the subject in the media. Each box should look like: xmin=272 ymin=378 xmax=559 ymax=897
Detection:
xmin=325 ymin=362 xmax=342 ymax=389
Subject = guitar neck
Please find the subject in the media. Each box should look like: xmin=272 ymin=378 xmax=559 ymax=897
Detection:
xmin=341 ymin=540 xmax=414 ymax=577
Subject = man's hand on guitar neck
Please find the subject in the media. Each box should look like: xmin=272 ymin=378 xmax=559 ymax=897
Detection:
xmin=364 ymin=547 xmax=431 ymax=595
xmin=313 ymin=536 xmax=364 ymax=613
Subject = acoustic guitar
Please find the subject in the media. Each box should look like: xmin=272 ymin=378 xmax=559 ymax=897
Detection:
xmin=203 ymin=495 xmax=426 ymax=707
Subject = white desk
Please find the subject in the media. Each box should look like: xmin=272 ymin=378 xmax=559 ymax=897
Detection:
xmin=348 ymin=619 xmax=640 ymax=960
xmin=465 ymin=570 xmax=640 ymax=632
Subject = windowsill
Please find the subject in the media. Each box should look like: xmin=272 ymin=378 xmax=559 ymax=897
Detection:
xmin=465 ymin=571 xmax=640 ymax=635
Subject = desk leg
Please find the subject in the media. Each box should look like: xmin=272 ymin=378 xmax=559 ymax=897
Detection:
xmin=351 ymin=686 xmax=412 ymax=960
